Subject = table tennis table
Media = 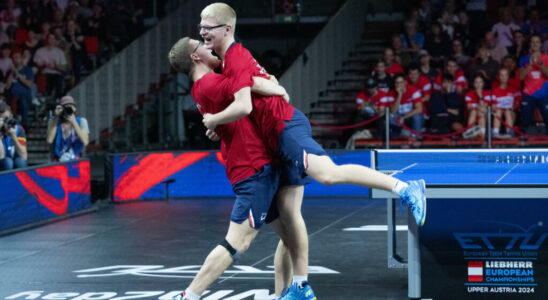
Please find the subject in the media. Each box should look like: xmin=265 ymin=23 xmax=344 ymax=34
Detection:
xmin=371 ymin=149 xmax=548 ymax=299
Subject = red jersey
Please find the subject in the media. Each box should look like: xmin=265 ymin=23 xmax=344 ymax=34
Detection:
xmin=519 ymin=53 xmax=548 ymax=96
xmin=465 ymin=90 xmax=492 ymax=107
xmin=384 ymin=85 xmax=422 ymax=114
xmin=223 ymin=43 xmax=295 ymax=151
xmin=492 ymin=69 xmax=521 ymax=91
xmin=491 ymin=86 xmax=521 ymax=109
xmin=407 ymin=74 xmax=432 ymax=96
xmin=191 ymin=72 xmax=271 ymax=184
xmin=433 ymin=69 xmax=468 ymax=91
xmin=355 ymin=89 xmax=390 ymax=109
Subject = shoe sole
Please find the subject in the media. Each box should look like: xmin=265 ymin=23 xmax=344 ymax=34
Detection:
xmin=419 ymin=179 xmax=426 ymax=227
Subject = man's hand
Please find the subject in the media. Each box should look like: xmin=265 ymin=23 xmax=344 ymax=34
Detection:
xmin=202 ymin=113 xmax=217 ymax=130
xmin=66 ymin=114 xmax=77 ymax=125
xmin=7 ymin=126 xmax=16 ymax=137
xmin=205 ymin=129 xmax=220 ymax=141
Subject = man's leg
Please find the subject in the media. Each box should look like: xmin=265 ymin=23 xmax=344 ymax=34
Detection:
xmin=538 ymin=97 xmax=548 ymax=131
xmin=0 ymin=157 xmax=14 ymax=171
xmin=185 ymin=220 xmax=259 ymax=297
xmin=272 ymin=225 xmax=293 ymax=296
xmin=520 ymin=94 xmax=537 ymax=133
xmin=14 ymin=157 xmax=27 ymax=169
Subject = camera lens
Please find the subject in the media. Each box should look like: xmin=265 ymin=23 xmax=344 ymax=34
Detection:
xmin=4 ymin=117 xmax=16 ymax=129
xmin=63 ymin=106 xmax=74 ymax=116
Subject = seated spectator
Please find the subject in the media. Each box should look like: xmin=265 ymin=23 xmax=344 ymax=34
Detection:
xmin=0 ymin=0 xmax=21 ymax=39
xmin=484 ymin=31 xmax=508 ymax=63
xmin=521 ymin=7 xmax=548 ymax=37
xmin=8 ymin=51 xmax=34 ymax=130
xmin=372 ymin=60 xmax=393 ymax=93
xmin=407 ymin=63 xmax=432 ymax=109
xmin=33 ymin=33 xmax=68 ymax=99
xmin=379 ymin=48 xmax=404 ymax=76
xmin=0 ymin=28 xmax=9 ymax=46
xmin=508 ymin=30 xmax=528 ymax=60
xmin=433 ymin=58 xmax=467 ymax=94
xmin=493 ymin=55 xmax=521 ymax=90
xmin=467 ymin=46 xmax=500 ymax=88
xmin=22 ymin=29 xmax=40 ymax=69
xmin=465 ymin=74 xmax=491 ymax=136
xmin=64 ymin=19 xmax=85 ymax=83
xmin=491 ymin=68 xmax=520 ymax=137
xmin=392 ymin=35 xmax=412 ymax=70
xmin=451 ymin=39 xmax=471 ymax=70
xmin=424 ymin=22 xmax=451 ymax=68
xmin=400 ymin=19 xmax=425 ymax=52
xmin=518 ymin=34 xmax=548 ymax=134
xmin=429 ymin=74 xmax=464 ymax=134
xmin=437 ymin=1 xmax=458 ymax=39
xmin=355 ymin=77 xmax=390 ymax=123
xmin=46 ymin=96 xmax=89 ymax=161
xmin=384 ymin=73 xmax=424 ymax=137
xmin=0 ymin=44 xmax=14 ymax=78
xmin=492 ymin=7 xmax=520 ymax=48
xmin=0 ymin=101 xmax=27 ymax=171
xmin=453 ymin=11 xmax=472 ymax=53
xmin=418 ymin=50 xmax=438 ymax=82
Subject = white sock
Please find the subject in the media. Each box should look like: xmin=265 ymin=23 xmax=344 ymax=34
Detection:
xmin=184 ymin=289 xmax=200 ymax=300
xmin=493 ymin=128 xmax=499 ymax=135
xmin=392 ymin=180 xmax=409 ymax=196
xmin=480 ymin=128 xmax=486 ymax=135
xmin=293 ymin=275 xmax=308 ymax=287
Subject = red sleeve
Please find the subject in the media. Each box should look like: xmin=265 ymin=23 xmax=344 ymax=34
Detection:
xmin=224 ymin=45 xmax=260 ymax=96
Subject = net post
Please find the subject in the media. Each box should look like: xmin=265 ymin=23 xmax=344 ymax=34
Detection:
xmin=385 ymin=107 xmax=390 ymax=149
xmin=487 ymin=106 xmax=492 ymax=148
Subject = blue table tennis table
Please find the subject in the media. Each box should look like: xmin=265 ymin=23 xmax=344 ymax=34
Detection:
xmin=371 ymin=149 xmax=548 ymax=299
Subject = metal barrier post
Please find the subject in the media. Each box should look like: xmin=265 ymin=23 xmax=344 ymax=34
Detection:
xmin=385 ymin=107 xmax=390 ymax=149
xmin=487 ymin=106 xmax=492 ymax=148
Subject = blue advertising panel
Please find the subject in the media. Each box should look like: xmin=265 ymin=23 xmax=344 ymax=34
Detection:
xmin=0 ymin=160 xmax=92 ymax=232
xmin=420 ymin=197 xmax=548 ymax=299
xmin=111 ymin=151 xmax=372 ymax=202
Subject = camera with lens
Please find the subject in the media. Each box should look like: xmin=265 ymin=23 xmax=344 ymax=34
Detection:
xmin=62 ymin=105 xmax=74 ymax=117
xmin=3 ymin=117 xmax=17 ymax=130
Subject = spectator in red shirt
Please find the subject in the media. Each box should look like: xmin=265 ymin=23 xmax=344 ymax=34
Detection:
xmin=492 ymin=55 xmax=521 ymax=91
xmin=382 ymin=48 xmax=404 ymax=76
xmin=355 ymin=77 xmax=390 ymax=122
xmin=433 ymin=58 xmax=468 ymax=94
xmin=382 ymin=73 xmax=424 ymax=137
xmin=465 ymin=74 xmax=491 ymax=136
xmin=492 ymin=68 xmax=520 ymax=137
xmin=418 ymin=49 xmax=438 ymax=82
xmin=407 ymin=63 xmax=432 ymax=107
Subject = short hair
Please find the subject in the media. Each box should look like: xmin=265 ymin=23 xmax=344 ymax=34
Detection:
xmin=200 ymin=3 xmax=237 ymax=32
xmin=168 ymin=37 xmax=194 ymax=75
xmin=393 ymin=72 xmax=406 ymax=82
xmin=407 ymin=63 xmax=419 ymax=72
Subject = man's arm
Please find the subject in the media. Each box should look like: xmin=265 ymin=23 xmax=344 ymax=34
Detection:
xmin=46 ymin=106 xmax=63 ymax=144
xmin=203 ymin=87 xmax=252 ymax=130
xmin=403 ymin=102 xmax=423 ymax=120
xmin=251 ymin=77 xmax=289 ymax=102
xmin=9 ymin=128 xmax=27 ymax=160
xmin=67 ymin=115 xmax=89 ymax=146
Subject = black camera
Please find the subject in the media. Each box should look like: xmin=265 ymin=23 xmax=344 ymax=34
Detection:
xmin=3 ymin=117 xmax=16 ymax=129
xmin=62 ymin=105 xmax=74 ymax=117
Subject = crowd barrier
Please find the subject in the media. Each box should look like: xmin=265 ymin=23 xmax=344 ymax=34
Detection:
xmin=0 ymin=159 xmax=92 ymax=233
xmin=110 ymin=150 xmax=372 ymax=202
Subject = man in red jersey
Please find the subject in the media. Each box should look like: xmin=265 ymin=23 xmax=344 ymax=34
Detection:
xmin=383 ymin=73 xmax=424 ymax=137
xmin=196 ymin=4 xmax=426 ymax=300
xmin=169 ymin=37 xmax=299 ymax=300
xmin=433 ymin=58 xmax=468 ymax=94
xmin=355 ymin=77 xmax=391 ymax=122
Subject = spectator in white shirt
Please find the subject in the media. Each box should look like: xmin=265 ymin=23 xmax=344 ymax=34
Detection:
xmin=492 ymin=8 xmax=520 ymax=48
xmin=33 ymin=33 xmax=68 ymax=99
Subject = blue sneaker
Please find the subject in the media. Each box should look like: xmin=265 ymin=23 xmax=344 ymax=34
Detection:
xmin=401 ymin=179 xmax=427 ymax=227
xmin=280 ymin=281 xmax=316 ymax=300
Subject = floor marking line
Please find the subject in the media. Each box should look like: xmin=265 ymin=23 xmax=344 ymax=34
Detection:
xmin=495 ymin=163 xmax=520 ymax=184
xmin=217 ymin=202 xmax=376 ymax=283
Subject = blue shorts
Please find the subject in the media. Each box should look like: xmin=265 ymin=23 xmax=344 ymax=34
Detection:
xmin=278 ymin=109 xmax=328 ymax=186
xmin=231 ymin=164 xmax=280 ymax=229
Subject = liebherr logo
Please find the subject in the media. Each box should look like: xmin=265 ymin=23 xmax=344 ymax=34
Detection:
xmin=74 ymin=265 xmax=339 ymax=279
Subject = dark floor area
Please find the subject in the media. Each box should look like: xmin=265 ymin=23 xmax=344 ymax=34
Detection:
xmin=0 ymin=197 xmax=409 ymax=300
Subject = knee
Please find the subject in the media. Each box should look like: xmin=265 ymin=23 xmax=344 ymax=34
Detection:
xmin=315 ymin=171 xmax=337 ymax=186
xmin=0 ymin=158 xmax=14 ymax=170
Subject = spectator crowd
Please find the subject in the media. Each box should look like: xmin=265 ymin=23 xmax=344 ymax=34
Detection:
xmin=355 ymin=0 xmax=548 ymax=140
xmin=0 ymin=0 xmax=163 ymax=171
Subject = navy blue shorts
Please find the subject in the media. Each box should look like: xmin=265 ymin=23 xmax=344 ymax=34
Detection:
xmin=231 ymin=164 xmax=280 ymax=229
xmin=278 ymin=109 xmax=328 ymax=186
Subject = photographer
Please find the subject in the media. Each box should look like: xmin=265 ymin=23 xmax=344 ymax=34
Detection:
xmin=46 ymin=96 xmax=89 ymax=162
xmin=0 ymin=102 xmax=27 ymax=171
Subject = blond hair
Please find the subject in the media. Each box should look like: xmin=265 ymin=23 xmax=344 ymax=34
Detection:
xmin=200 ymin=2 xmax=236 ymax=32
xmin=168 ymin=37 xmax=195 ymax=75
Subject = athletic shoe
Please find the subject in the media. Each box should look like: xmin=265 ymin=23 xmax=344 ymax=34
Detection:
xmin=280 ymin=281 xmax=316 ymax=300
xmin=401 ymin=179 xmax=427 ymax=227
xmin=172 ymin=292 xmax=191 ymax=300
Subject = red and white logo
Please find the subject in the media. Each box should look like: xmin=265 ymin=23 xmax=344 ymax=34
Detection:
xmin=468 ymin=261 xmax=483 ymax=282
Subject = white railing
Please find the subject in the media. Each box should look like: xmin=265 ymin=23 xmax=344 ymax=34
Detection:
xmin=278 ymin=0 xmax=369 ymax=113
xmin=68 ymin=0 xmax=209 ymax=143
